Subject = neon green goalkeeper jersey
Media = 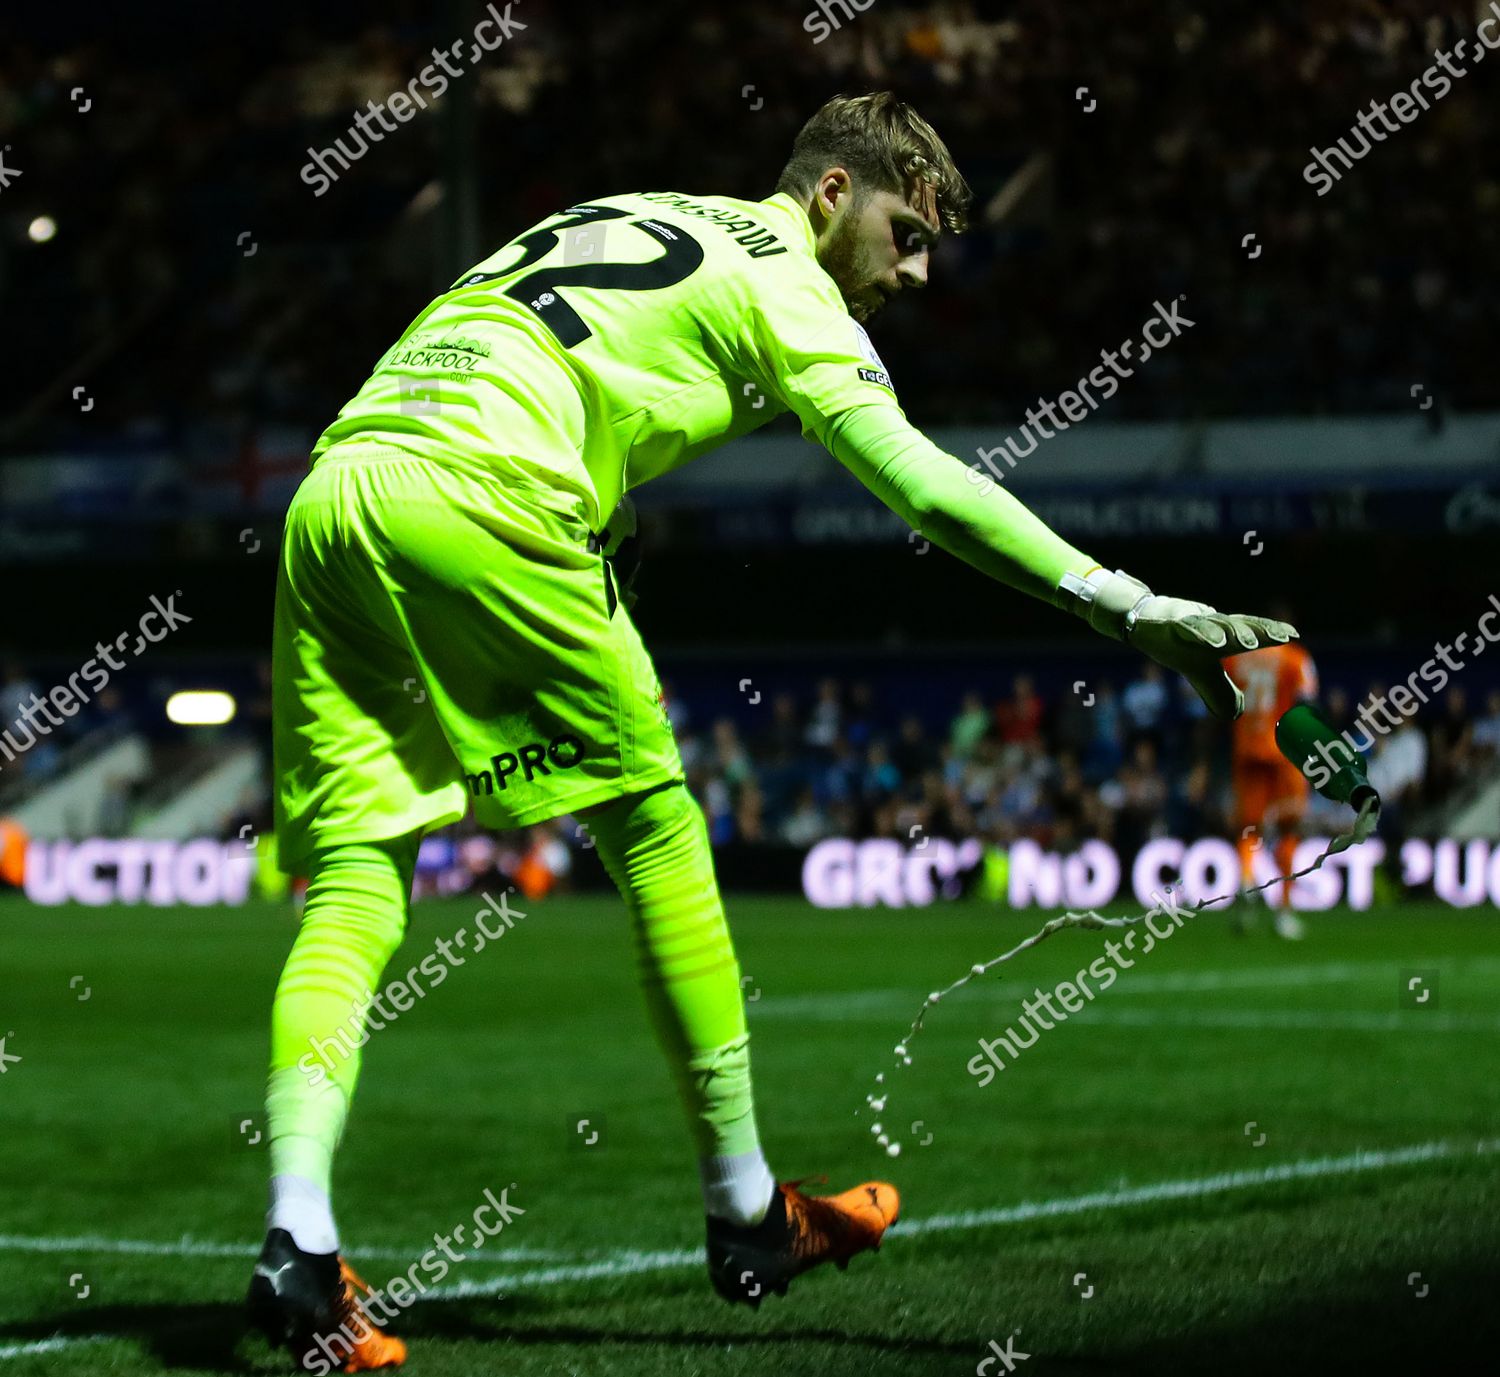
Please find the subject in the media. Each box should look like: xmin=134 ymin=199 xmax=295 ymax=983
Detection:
xmin=314 ymin=188 xmax=1093 ymax=602
xmin=314 ymin=191 xmax=899 ymax=528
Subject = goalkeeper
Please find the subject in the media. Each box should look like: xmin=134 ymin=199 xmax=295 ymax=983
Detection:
xmin=251 ymin=91 xmax=1296 ymax=1370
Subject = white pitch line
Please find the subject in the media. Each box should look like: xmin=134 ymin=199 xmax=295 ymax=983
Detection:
xmin=0 ymin=1233 xmax=564 ymax=1262
xmin=750 ymin=988 xmax=909 ymax=1018
xmin=895 ymin=1136 xmax=1500 ymax=1236
xmin=1113 ymin=954 xmax=1500 ymax=995
xmin=430 ymin=1246 xmax=702 ymax=1297
xmin=1067 ymin=1007 xmax=1500 ymax=1034
xmin=0 ymin=1335 xmax=111 ymax=1360
xmin=752 ymin=957 xmax=1500 ymax=1021
xmin=5 ymin=1136 xmax=1493 ymax=1359
xmin=425 ymin=1135 xmax=1500 ymax=1300
xmin=1106 ymin=961 xmax=1409 ymax=995
xmin=751 ymin=963 xmax=1376 ymax=1018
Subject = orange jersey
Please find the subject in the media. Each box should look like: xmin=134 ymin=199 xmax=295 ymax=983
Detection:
xmin=1226 ymin=643 xmax=1317 ymax=764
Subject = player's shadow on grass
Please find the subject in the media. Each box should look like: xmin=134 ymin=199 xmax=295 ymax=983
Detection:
xmin=1115 ymin=1255 xmax=1500 ymax=1377
xmin=403 ymin=1291 xmax=981 ymax=1358
xmin=0 ymin=1302 xmax=251 ymax=1371
xmin=11 ymin=1262 xmax=1496 ymax=1375
xmin=0 ymin=1293 xmax=980 ymax=1373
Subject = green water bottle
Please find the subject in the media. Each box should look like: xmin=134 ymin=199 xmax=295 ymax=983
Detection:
xmin=1276 ymin=703 xmax=1381 ymax=821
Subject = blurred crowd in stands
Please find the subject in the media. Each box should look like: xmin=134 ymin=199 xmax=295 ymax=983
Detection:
xmin=0 ymin=661 xmax=134 ymax=803
xmin=665 ymin=672 xmax=1500 ymax=852
xmin=7 ymin=658 xmax=1498 ymax=844
xmin=3 ymin=0 xmax=1497 ymax=459
xmin=3 ymin=655 xmax=1497 ymax=901
xmin=0 ymin=659 xmax=273 ymax=833
xmin=4 ymin=0 xmax=1497 ymax=892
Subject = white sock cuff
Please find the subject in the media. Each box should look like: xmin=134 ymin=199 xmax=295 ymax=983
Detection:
xmin=699 ymin=1150 xmax=776 ymax=1227
xmin=268 ymin=1173 xmax=340 ymax=1255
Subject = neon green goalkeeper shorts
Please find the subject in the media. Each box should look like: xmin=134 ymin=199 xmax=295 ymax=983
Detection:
xmin=271 ymin=445 xmax=683 ymax=872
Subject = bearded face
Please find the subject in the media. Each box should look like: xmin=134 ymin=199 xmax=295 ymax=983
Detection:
xmin=815 ymin=178 xmax=940 ymax=323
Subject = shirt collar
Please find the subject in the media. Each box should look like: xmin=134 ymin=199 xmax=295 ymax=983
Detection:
xmin=759 ymin=191 xmax=817 ymax=256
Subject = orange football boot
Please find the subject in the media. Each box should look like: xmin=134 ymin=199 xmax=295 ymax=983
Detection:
xmin=315 ymin=1259 xmax=408 ymax=1373
xmin=248 ymin=1229 xmax=407 ymax=1372
xmin=705 ymin=1177 xmax=900 ymax=1305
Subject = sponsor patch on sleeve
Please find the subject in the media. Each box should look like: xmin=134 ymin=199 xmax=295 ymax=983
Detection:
xmin=852 ymin=321 xmax=887 ymax=369
xmin=852 ymin=322 xmax=895 ymax=393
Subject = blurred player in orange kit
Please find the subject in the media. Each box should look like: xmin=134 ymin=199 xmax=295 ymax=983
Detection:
xmin=1225 ymin=629 xmax=1318 ymax=939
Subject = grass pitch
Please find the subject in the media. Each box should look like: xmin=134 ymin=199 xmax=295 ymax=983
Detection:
xmin=0 ymin=890 xmax=1496 ymax=1375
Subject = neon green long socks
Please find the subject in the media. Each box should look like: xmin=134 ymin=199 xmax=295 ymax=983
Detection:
xmin=264 ymin=836 xmax=416 ymax=1252
xmin=587 ymin=783 xmax=775 ymax=1225
xmin=264 ymin=789 xmax=771 ymax=1242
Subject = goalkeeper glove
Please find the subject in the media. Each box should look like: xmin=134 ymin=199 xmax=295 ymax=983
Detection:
xmin=1061 ymin=567 xmax=1297 ymax=720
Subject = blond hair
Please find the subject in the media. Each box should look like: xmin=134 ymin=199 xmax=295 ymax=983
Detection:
xmin=775 ymin=91 xmax=972 ymax=233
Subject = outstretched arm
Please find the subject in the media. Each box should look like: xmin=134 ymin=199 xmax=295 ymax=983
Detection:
xmin=735 ymin=276 xmax=1294 ymax=720
xmin=823 ymin=404 xmax=1297 ymax=720
xmin=823 ymin=404 xmax=1090 ymax=603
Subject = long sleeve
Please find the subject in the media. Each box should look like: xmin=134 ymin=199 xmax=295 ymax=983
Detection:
xmin=726 ymin=233 xmax=1097 ymax=606
xmin=823 ymin=403 xmax=1097 ymax=605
